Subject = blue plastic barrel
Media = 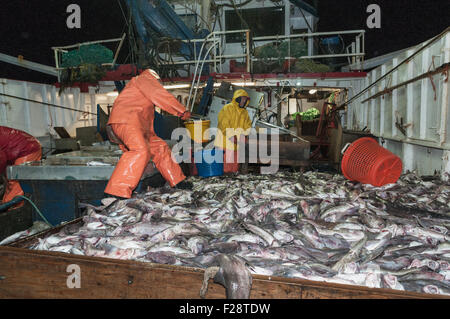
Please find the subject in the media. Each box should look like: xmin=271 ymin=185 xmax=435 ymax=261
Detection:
xmin=194 ymin=148 xmax=224 ymax=177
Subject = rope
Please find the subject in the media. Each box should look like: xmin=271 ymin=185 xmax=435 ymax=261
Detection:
xmin=0 ymin=92 xmax=97 ymax=116
xmin=14 ymin=195 xmax=53 ymax=227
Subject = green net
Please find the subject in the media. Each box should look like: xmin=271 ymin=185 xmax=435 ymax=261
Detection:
xmin=58 ymin=63 xmax=108 ymax=95
xmin=292 ymin=107 xmax=321 ymax=121
xmin=254 ymin=38 xmax=308 ymax=61
xmin=253 ymin=38 xmax=332 ymax=73
xmin=61 ymin=44 xmax=114 ymax=68
xmin=290 ymin=59 xmax=331 ymax=73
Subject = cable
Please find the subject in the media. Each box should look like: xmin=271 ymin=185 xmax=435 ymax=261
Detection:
xmin=297 ymin=5 xmax=313 ymax=34
xmin=0 ymin=92 xmax=97 ymax=116
xmin=122 ymin=1 xmax=139 ymax=69
xmin=14 ymin=195 xmax=53 ymax=227
xmin=117 ymin=0 xmax=130 ymax=28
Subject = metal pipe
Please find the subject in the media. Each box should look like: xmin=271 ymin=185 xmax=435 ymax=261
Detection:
xmin=187 ymin=36 xmax=212 ymax=109
xmin=351 ymin=42 xmax=356 ymax=65
xmin=190 ymin=43 xmax=217 ymax=111
xmin=360 ymin=62 xmax=450 ymax=104
xmin=185 ymin=30 xmax=251 ymax=100
xmin=288 ymin=37 xmax=291 ymax=73
xmin=362 ymin=32 xmax=365 ymax=70
xmin=256 ymin=119 xmax=309 ymax=143
xmin=363 ymin=134 xmax=450 ymax=151
xmin=54 ymin=49 xmax=60 ymax=82
xmin=246 ymin=30 xmax=250 ymax=73
xmin=179 ymin=29 xmax=250 ymax=43
xmin=252 ymin=30 xmax=366 ymax=41
xmin=356 ymin=36 xmax=361 ymax=68
xmin=251 ymin=53 xmax=365 ymax=61
xmin=188 ymin=37 xmax=214 ymax=107
xmin=187 ymin=33 xmax=215 ymax=109
xmin=0 ymin=53 xmax=57 ymax=77
xmin=187 ymin=30 xmax=251 ymax=108
xmin=194 ymin=41 xmax=197 ymax=65
xmin=112 ymin=33 xmax=127 ymax=66
xmin=165 ymin=54 xmax=248 ymax=65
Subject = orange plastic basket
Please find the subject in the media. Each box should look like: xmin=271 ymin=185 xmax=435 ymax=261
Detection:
xmin=341 ymin=137 xmax=402 ymax=187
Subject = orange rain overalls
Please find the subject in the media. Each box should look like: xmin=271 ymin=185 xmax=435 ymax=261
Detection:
xmin=214 ymin=89 xmax=252 ymax=173
xmin=104 ymin=70 xmax=187 ymax=198
xmin=0 ymin=126 xmax=42 ymax=203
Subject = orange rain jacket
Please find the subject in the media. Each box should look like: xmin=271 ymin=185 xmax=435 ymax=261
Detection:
xmin=104 ymin=70 xmax=187 ymax=198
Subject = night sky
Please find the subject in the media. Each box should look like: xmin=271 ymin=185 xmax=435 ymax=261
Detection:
xmin=0 ymin=0 xmax=448 ymax=83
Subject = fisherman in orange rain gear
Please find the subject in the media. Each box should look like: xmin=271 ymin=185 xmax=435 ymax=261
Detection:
xmin=0 ymin=126 xmax=42 ymax=204
xmin=214 ymin=89 xmax=252 ymax=173
xmin=104 ymin=69 xmax=192 ymax=199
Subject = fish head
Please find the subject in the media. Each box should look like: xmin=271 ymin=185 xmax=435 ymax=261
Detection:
xmin=382 ymin=274 xmax=398 ymax=289
xmin=427 ymin=260 xmax=440 ymax=271
xmin=423 ymin=285 xmax=440 ymax=295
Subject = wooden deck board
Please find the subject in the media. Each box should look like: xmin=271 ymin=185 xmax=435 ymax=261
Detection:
xmin=0 ymin=246 xmax=446 ymax=299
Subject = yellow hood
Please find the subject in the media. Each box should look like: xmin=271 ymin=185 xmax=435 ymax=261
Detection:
xmin=231 ymin=89 xmax=250 ymax=108
xmin=214 ymin=89 xmax=252 ymax=150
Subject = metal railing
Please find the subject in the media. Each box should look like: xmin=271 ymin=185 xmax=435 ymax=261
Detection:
xmin=179 ymin=29 xmax=365 ymax=111
xmin=167 ymin=29 xmax=365 ymax=73
xmin=51 ymin=33 xmax=127 ymax=82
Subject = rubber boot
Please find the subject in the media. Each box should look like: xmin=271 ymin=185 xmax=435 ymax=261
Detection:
xmin=174 ymin=180 xmax=193 ymax=190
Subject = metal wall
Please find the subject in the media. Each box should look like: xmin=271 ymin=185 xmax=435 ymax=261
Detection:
xmin=0 ymin=78 xmax=99 ymax=156
xmin=346 ymin=30 xmax=450 ymax=178
xmin=0 ymin=78 xmax=96 ymax=138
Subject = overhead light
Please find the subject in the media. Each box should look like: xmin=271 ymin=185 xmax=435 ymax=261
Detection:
xmin=232 ymin=82 xmax=256 ymax=87
xmin=107 ymin=91 xmax=119 ymax=97
xmin=163 ymin=84 xmax=191 ymax=89
xmin=309 ymin=89 xmax=317 ymax=94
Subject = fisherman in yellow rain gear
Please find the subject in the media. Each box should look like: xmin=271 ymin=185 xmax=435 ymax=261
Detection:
xmin=215 ymin=89 xmax=252 ymax=173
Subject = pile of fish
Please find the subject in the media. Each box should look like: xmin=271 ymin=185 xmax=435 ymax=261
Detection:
xmin=23 ymin=170 xmax=450 ymax=297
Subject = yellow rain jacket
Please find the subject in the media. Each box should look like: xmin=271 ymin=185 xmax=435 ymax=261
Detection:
xmin=215 ymin=89 xmax=252 ymax=150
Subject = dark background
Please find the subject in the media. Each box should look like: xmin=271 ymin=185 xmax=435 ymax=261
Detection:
xmin=0 ymin=0 xmax=448 ymax=83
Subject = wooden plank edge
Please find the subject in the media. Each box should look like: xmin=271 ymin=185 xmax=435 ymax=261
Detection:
xmin=0 ymin=246 xmax=447 ymax=299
